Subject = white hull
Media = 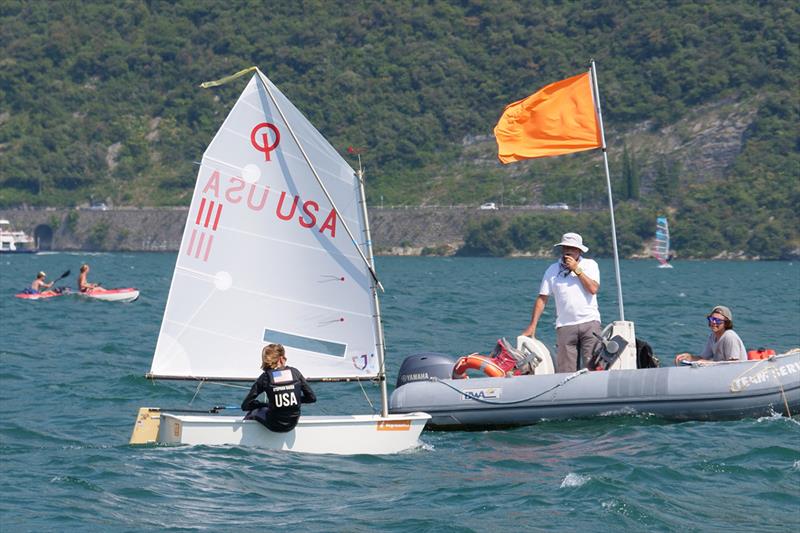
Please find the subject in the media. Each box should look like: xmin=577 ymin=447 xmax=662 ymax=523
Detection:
xmin=136 ymin=410 xmax=430 ymax=455
xmin=79 ymin=288 xmax=140 ymax=302
xmin=657 ymin=263 xmax=673 ymax=269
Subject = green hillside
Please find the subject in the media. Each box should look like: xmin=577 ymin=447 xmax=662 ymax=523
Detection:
xmin=1 ymin=0 xmax=798 ymax=257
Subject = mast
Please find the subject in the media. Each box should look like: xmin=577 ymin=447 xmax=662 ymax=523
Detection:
xmin=589 ymin=60 xmax=625 ymax=321
xmin=354 ymin=154 xmax=390 ymax=417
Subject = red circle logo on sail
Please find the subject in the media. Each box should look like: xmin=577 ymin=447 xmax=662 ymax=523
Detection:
xmin=250 ymin=123 xmax=281 ymax=161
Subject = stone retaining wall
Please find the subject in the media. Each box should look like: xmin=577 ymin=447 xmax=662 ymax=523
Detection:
xmin=0 ymin=207 xmax=536 ymax=252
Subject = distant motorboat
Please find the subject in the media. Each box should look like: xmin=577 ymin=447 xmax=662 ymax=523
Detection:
xmin=0 ymin=219 xmax=38 ymax=254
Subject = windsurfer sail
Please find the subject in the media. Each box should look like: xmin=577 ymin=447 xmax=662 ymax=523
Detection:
xmin=653 ymin=216 xmax=673 ymax=268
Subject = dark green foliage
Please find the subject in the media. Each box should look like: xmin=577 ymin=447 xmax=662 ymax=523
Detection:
xmin=0 ymin=0 xmax=797 ymax=257
xmin=459 ymin=218 xmax=514 ymax=256
xmin=621 ymin=143 xmax=640 ymax=201
xmin=421 ymin=244 xmax=453 ymax=256
xmin=652 ymin=156 xmax=681 ymax=203
xmin=65 ymin=211 xmax=79 ymax=233
xmin=87 ymin=221 xmax=110 ymax=250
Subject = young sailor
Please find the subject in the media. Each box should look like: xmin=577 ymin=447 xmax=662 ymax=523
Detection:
xmin=241 ymin=343 xmax=316 ymax=432
xmin=31 ymin=271 xmax=53 ymax=293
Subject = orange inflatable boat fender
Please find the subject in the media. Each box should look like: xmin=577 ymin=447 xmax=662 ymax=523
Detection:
xmin=747 ymin=348 xmax=776 ymax=360
xmin=452 ymin=353 xmax=507 ymax=379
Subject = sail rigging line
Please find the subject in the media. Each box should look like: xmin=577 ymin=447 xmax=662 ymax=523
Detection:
xmin=589 ymin=60 xmax=625 ymax=322
xmin=252 ymin=68 xmax=383 ymax=290
xmin=189 ymin=379 xmax=205 ymax=405
xmin=357 ymin=377 xmax=378 ymax=414
xmin=429 ymin=369 xmax=589 ymax=406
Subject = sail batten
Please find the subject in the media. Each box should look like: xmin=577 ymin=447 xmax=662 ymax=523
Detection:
xmin=151 ymin=73 xmax=382 ymax=382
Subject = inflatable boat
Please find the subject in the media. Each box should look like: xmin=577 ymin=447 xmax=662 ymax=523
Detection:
xmin=389 ymin=322 xmax=800 ymax=430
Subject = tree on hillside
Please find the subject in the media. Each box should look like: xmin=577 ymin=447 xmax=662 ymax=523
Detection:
xmin=621 ymin=142 xmax=640 ymax=201
xmin=652 ymin=156 xmax=681 ymax=204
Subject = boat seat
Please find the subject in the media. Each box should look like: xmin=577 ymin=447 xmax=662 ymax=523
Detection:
xmin=516 ymin=336 xmax=555 ymax=375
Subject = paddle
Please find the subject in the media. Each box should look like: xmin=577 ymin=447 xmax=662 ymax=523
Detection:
xmin=49 ymin=270 xmax=71 ymax=290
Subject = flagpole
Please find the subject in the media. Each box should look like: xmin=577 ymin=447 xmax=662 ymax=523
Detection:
xmin=589 ymin=60 xmax=625 ymax=321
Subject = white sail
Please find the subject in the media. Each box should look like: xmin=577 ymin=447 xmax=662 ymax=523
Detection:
xmin=653 ymin=216 xmax=673 ymax=268
xmin=150 ymin=71 xmax=380 ymax=381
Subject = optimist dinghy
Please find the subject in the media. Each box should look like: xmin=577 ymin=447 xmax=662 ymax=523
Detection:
xmin=130 ymin=67 xmax=428 ymax=454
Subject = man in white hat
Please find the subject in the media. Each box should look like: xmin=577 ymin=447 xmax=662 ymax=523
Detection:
xmin=521 ymin=232 xmax=601 ymax=373
xmin=31 ymin=271 xmax=54 ymax=293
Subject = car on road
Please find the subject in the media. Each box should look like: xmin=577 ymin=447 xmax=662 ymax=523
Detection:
xmin=479 ymin=202 xmax=498 ymax=210
xmin=544 ymin=202 xmax=569 ymax=210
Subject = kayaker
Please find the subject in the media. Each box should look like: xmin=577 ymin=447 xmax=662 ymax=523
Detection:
xmin=521 ymin=232 xmax=601 ymax=373
xmin=31 ymin=271 xmax=53 ymax=293
xmin=675 ymin=305 xmax=747 ymax=365
xmin=241 ymin=343 xmax=316 ymax=432
xmin=77 ymin=264 xmax=101 ymax=292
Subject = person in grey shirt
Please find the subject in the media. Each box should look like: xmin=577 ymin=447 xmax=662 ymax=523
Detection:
xmin=675 ymin=305 xmax=747 ymax=364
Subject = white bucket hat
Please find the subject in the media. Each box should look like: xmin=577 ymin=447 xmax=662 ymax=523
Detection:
xmin=553 ymin=232 xmax=588 ymax=253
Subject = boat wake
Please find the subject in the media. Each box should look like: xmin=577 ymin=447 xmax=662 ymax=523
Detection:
xmin=756 ymin=409 xmax=799 ymax=425
xmin=560 ymin=472 xmax=590 ymax=488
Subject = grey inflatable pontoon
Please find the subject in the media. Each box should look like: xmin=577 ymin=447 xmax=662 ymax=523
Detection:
xmin=389 ymin=346 xmax=800 ymax=430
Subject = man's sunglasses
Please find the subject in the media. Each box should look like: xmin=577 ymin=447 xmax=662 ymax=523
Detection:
xmin=707 ymin=316 xmax=725 ymax=326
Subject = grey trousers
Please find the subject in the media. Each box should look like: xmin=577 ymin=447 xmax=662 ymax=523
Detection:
xmin=556 ymin=320 xmax=601 ymax=373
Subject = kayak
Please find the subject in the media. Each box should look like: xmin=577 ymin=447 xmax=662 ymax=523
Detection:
xmin=77 ymin=287 xmax=140 ymax=303
xmin=15 ymin=288 xmax=72 ymax=300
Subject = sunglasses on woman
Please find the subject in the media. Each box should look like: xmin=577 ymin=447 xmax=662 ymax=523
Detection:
xmin=707 ymin=316 xmax=725 ymax=326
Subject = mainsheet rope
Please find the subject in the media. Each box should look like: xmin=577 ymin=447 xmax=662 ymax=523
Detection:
xmin=429 ymin=368 xmax=589 ymax=406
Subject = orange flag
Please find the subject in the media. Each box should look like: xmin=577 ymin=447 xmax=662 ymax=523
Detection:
xmin=494 ymin=71 xmax=602 ymax=164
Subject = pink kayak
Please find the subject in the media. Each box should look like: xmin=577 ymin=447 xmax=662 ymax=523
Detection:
xmin=15 ymin=288 xmax=72 ymax=300
xmin=78 ymin=287 xmax=140 ymax=303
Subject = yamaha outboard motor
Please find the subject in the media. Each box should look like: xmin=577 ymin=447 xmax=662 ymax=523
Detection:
xmin=395 ymin=352 xmax=456 ymax=388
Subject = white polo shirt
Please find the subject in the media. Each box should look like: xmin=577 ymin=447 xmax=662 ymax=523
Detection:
xmin=539 ymin=258 xmax=601 ymax=328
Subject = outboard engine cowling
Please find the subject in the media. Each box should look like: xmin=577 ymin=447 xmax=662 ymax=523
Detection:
xmin=395 ymin=352 xmax=456 ymax=388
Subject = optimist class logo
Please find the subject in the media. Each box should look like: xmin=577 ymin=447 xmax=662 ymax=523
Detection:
xmin=250 ymin=122 xmax=280 ymax=161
